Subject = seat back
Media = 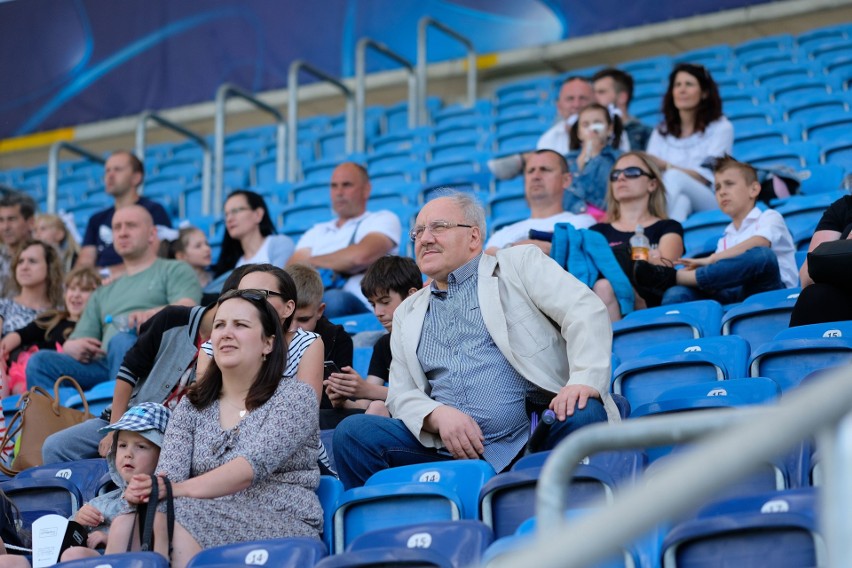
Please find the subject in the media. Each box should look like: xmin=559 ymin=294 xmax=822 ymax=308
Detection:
xmin=57 ymin=552 xmax=169 ymax=568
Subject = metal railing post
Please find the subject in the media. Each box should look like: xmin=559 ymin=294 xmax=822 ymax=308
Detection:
xmin=287 ymin=60 xmax=355 ymax=183
xmin=135 ymin=111 xmax=212 ymax=216
xmin=46 ymin=142 xmax=105 ymax=214
xmin=354 ymin=37 xmax=417 ymax=152
xmin=416 ymin=17 xmax=477 ymax=126
xmin=485 ymin=364 xmax=852 ymax=568
xmin=213 ymin=84 xmax=287 ymax=213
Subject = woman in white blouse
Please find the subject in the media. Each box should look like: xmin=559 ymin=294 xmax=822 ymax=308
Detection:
xmin=646 ymin=63 xmax=734 ymax=222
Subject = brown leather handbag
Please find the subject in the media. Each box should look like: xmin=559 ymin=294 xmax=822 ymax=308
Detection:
xmin=0 ymin=376 xmax=93 ymax=476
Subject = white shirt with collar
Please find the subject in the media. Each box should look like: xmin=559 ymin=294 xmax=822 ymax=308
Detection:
xmin=296 ymin=210 xmax=402 ymax=306
xmin=715 ymin=206 xmax=798 ymax=288
xmin=486 ymin=211 xmax=596 ymax=250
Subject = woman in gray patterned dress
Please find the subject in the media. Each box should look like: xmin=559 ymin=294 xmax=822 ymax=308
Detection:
xmin=119 ymin=289 xmax=322 ymax=568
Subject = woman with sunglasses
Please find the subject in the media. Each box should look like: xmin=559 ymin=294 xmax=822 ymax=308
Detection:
xmin=589 ymin=152 xmax=684 ymax=321
xmin=119 ymin=288 xmax=322 ymax=566
xmin=646 ymin=63 xmax=733 ymax=222
xmin=210 ymin=190 xmax=294 ymax=278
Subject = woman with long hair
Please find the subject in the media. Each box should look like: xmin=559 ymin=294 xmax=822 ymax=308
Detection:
xmin=0 ymin=240 xmax=64 ymax=338
xmin=563 ymin=102 xmax=624 ymax=221
xmin=646 ymin=63 xmax=733 ymax=222
xmin=117 ymin=289 xmax=322 ymax=567
xmin=1 ymin=267 xmax=101 ymax=395
xmin=589 ymin=152 xmax=685 ymax=321
xmin=210 ymin=190 xmax=294 ymax=277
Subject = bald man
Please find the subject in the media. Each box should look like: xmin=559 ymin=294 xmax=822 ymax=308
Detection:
xmin=288 ymin=162 xmax=401 ymax=317
xmin=26 ymin=205 xmax=201 ymax=392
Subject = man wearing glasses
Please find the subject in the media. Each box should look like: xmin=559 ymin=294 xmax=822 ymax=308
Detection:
xmin=333 ymin=192 xmax=620 ymax=489
xmin=484 ymin=150 xmax=596 ymax=255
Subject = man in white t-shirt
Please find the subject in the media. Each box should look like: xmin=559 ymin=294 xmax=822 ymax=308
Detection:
xmin=485 ymin=150 xmax=596 ymax=256
xmin=288 ymin=162 xmax=402 ymax=317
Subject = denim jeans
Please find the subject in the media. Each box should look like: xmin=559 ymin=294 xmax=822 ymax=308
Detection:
xmin=26 ymin=332 xmax=138 ymax=391
xmin=322 ymin=290 xmax=370 ymax=319
xmin=333 ymin=399 xmax=608 ymax=490
xmin=662 ymin=247 xmax=784 ymax=305
xmin=42 ymin=417 xmax=109 ymax=464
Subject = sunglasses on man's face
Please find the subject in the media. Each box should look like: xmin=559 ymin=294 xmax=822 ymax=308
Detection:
xmin=609 ymin=167 xmax=655 ymax=182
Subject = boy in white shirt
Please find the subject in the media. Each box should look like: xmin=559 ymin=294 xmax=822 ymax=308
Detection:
xmin=634 ymin=155 xmax=797 ymax=305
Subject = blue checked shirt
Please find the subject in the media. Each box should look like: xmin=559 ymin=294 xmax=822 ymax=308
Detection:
xmin=416 ymin=255 xmax=530 ymax=472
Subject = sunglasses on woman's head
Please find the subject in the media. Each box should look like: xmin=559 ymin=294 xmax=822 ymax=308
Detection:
xmin=609 ymin=167 xmax=655 ymax=182
xmin=219 ymin=288 xmax=282 ymax=303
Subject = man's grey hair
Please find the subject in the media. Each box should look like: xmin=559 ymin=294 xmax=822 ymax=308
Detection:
xmin=430 ymin=190 xmax=487 ymax=235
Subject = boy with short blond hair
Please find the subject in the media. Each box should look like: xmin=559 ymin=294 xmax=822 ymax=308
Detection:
xmin=324 ymin=256 xmax=422 ymax=415
xmin=285 ymin=264 xmax=353 ymax=412
xmin=635 ymin=155 xmax=797 ymax=304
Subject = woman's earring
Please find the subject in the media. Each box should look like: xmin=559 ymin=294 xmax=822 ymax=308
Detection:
xmin=262 ymin=353 xmax=267 ymax=362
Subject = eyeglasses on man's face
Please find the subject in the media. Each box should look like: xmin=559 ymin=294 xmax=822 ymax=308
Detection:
xmin=609 ymin=167 xmax=655 ymax=182
xmin=409 ymin=221 xmax=474 ymax=242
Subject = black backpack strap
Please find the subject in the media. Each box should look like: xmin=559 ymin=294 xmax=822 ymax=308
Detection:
xmin=139 ymin=474 xmax=159 ymax=552
xmin=162 ymin=476 xmax=175 ymax=555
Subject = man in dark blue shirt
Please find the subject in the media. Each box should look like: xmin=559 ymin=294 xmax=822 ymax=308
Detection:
xmin=77 ymin=150 xmax=172 ymax=279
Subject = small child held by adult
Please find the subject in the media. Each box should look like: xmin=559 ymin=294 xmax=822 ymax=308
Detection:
xmin=60 ymin=403 xmax=171 ymax=561
xmin=634 ymin=155 xmax=797 ymax=305
xmin=324 ymin=256 xmax=422 ymax=417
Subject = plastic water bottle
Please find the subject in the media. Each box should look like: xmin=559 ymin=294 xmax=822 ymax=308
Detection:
xmin=105 ymin=314 xmax=134 ymax=334
xmin=630 ymin=225 xmax=650 ymax=261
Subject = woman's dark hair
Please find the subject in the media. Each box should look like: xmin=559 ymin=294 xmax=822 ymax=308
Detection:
xmin=211 ymin=190 xmax=277 ymax=277
xmin=188 ymin=291 xmax=287 ymax=411
xmin=220 ymin=263 xmax=298 ymax=332
xmin=659 ymin=63 xmax=723 ymax=138
xmin=568 ymin=103 xmax=624 ymax=151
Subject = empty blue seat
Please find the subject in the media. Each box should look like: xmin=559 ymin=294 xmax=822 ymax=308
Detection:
xmin=57 ymin=552 xmax=169 ymax=568
xmin=661 ymin=488 xmax=819 ymax=567
xmin=739 ymin=141 xmax=821 ymax=169
xmin=613 ymin=336 xmax=750 ymax=410
xmin=749 ymin=325 xmax=852 ymax=391
xmin=186 ymin=537 xmax=327 ymax=567
xmin=346 ymin=520 xmax=492 ymax=567
xmin=720 ymin=288 xmax=801 ymax=351
xmin=318 ymin=475 xmax=343 ymax=552
xmin=612 ymin=300 xmax=723 ymax=362
xmin=630 ymin=377 xmax=780 ymax=419
xmin=480 ymin=450 xmax=645 ymax=539
xmin=14 ymin=458 xmax=108 ymax=502
xmin=796 ymin=164 xmax=845 ymax=195
xmin=2 ymin=476 xmax=85 ymax=528
xmin=315 ymin=547 xmax=452 ymax=567
xmin=332 ymin=461 xmax=494 ymax=552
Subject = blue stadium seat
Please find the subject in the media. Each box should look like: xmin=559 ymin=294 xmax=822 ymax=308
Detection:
xmin=57 ymin=552 xmax=169 ymax=568
xmin=417 ymin=173 xmax=491 ymax=205
xmin=766 ymin=75 xmax=841 ymax=103
xmin=185 ymin=537 xmax=327 ymax=568
xmin=330 ymin=313 xmax=384 ymax=335
xmin=480 ymin=450 xmax=645 ymax=539
xmin=64 ymin=380 xmax=116 ymax=417
xmin=332 ymin=461 xmax=494 ymax=552
xmin=612 ymin=336 xmax=750 ymax=410
xmin=370 ymin=127 xmax=432 ymax=154
xmin=821 ymin=137 xmax=852 ymax=166
xmin=1 ymin=476 xmax=85 ymax=528
xmin=738 ymin=141 xmax=821 ymax=169
xmin=796 ymin=164 xmax=845 ymax=195
xmin=681 ymin=209 xmax=729 ymax=258
xmin=315 ymin=547 xmax=453 ymax=567
xmin=749 ymin=324 xmax=852 ymax=391
xmin=720 ymin=288 xmax=801 ymax=351
xmin=661 ymin=488 xmax=820 ymax=567
xmin=14 ymin=458 xmax=109 ymax=502
xmin=612 ymin=300 xmax=723 ymax=362
xmin=488 ymin=188 xmax=528 ymax=220
xmin=346 ymin=520 xmax=493 ymax=567
xmin=422 ymin=154 xmax=489 ymax=185
xmin=801 ymin=111 xmax=852 ymax=145
xmin=736 ymin=34 xmax=795 ymax=62
xmin=318 ymin=475 xmax=343 ymax=552
xmin=779 ymin=93 xmax=850 ymax=123
xmin=797 ymin=23 xmax=852 ymax=50
xmin=629 ymin=377 xmax=780 ymax=419
xmin=494 ymin=129 xmax=542 ymax=154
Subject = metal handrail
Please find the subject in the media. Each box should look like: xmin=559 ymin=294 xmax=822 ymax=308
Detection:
xmin=287 ymin=60 xmax=354 ymax=183
xmin=416 ymin=17 xmax=477 ymax=126
xmin=46 ymin=142 xmax=105 ymax=214
xmin=354 ymin=37 xmax=417 ymax=153
xmin=214 ymin=84 xmax=286 ymax=212
xmin=135 ymin=111 xmax=212 ymax=215
xmin=486 ymin=364 xmax=852 ymax=568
